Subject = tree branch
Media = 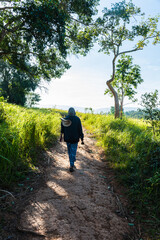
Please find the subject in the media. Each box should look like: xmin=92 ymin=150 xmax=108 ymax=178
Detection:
xmin=0 ymin=189 xmax=15 ymax=199
xmin=0 ymin=7 xmax=14 ymax=10
xmin=119 ymin=47 xmax=143 ymax=55
xmin=0 ymin=50 xmax=39 ymax=57
xmin=69 ymin=16 xmax=96 ymax=26
xmin=110 ymin=29 xmax=116 ymax=56
xmin=0 ymin=20 xmax=24 ymax=42
xmin=107 ymin=54 xmax=118 ymax=83
xmin=117 ymin=23 xmax=126 ymax=50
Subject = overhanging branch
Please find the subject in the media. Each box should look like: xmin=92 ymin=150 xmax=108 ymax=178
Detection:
xmin=119 ymin=47 xmax=143 ymax=55
xmin=0 ymin=50 xmax=39 ymax=57
xmin=0 ymin=7 xmax=14 ymax=10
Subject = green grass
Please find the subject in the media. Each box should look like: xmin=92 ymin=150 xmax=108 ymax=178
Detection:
xmin=80 ymin=112 xmax=160 ymax=239
xmin=0 ymin=103 xmax=61 ymax=187
xmin=1 ymin=104 xmax=160 ymax=238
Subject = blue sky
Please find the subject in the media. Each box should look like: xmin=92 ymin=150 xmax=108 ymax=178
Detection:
xmin=37 ymin=0 xmax=160 ymax=110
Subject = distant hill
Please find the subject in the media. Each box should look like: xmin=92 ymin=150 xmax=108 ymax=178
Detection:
xmin=95 ymin=107 xmax=138 ymax=113
xmin=36 ymin=104 xmax=88 ymax=113
xmin=36 ymin=104 xmax=138 ymax=114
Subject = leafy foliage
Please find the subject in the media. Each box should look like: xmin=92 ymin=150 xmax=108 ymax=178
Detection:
xmin=125 ymin=110 xmax=144 ymax=119
xmin=139 ymin=90 xmax=160 ymax=136
xmin=25 ymin=92 xmax=41 ymax=107
xmin=0 ymin=60 xmax=40 ymax=106
xmin=0 ymin=0 xmax=99 ymax=80
xmin=96 ymin=1 xmax=159 ymax=54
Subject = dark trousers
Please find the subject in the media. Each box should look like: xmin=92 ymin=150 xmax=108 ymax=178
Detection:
xmin=67 ymin=143 xmax=78 ymax=167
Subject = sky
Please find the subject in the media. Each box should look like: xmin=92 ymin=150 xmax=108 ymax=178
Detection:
xmin=36 ymin=0 xmax=160 ymax=111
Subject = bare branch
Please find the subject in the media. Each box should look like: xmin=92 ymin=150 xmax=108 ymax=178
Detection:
xmin=110 ymin=29 xmax=116 ymax=56
xmin=17 ymin=227 xmax=45 ymax=237
xmin=0 ymin=189 xmax=15 ymax=199
xmin=108 ymin=54 xmax=117 ymax=83
xmin=69 ymin=16 xmax=96 ymax=26
xmin=0 ymin=7 xmax=13 ymax=10
xmin=119 ymin=47 xmax=143 ymax=55
xmin=116 ymin=45 xmax=119 ymax=56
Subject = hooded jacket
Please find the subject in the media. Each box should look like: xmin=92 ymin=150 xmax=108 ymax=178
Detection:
xmin=61 ymin=115 xmax=84 ymax=143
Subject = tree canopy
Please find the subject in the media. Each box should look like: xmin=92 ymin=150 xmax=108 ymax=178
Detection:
xmin=0 ymin=0 xmax=99 ymax=81
xmin=0 ymin=60 xmax=40 ymax=105
xmin=95 ymin=0 xmax=160 ymax=118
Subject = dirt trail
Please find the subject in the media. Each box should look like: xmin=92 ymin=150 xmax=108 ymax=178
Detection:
xmin=17 ymin=131 xmax=137 ymax=240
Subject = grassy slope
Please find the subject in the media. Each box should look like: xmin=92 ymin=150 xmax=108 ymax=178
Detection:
xmin=0 ymin=103 xmax=61 ymax=187
xmin=0 ymin=103 xmax=159 ymax=238
xmin=79 ymin=113 xmax=160 ymax=239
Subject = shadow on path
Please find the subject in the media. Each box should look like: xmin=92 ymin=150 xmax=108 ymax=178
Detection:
xmin=17 ymin=132 xmax=138 ymax=240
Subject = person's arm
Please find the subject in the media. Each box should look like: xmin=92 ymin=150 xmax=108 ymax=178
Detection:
xmin=60 ymin=122 xmax=64 ymax=142
xmin=79 ymin=119 xmax=84 ymax=144
xmin=81 ymin=139 xmax=84 ymax=144
xmin=60 ymin=133 xmax=63 ymax=142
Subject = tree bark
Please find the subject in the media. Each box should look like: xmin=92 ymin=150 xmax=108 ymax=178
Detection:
xmin=107 ymin=81 xmax=119 ymax=118
xmin=120 ymin=96 xmax=124 ymax=119
xmin=106 ymin=55 xmax=119 ymax=118
xmin=120 ymin=82 xmax=124 ymax=119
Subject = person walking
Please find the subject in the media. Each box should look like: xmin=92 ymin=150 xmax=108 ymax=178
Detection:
xmin=60 ymin=107 xmax=84 ymax=172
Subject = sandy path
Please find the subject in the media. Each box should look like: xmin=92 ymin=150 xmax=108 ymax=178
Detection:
xmin=18 ymin=131 xmax=136 ymax=240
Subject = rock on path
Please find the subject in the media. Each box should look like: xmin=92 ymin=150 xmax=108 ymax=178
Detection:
xmin=18 ymin=131 xmax=135 ymax=240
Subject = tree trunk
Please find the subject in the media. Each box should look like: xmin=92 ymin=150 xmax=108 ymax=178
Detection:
xmin=106 ymin=54 xmax=119 ymax=118
xmin=120 ymin=83 xmax=124 ymax=119
xmin=120 ymin=98 xmax=123 ymax=119
xmin=107 ymin=81 xmax=119 ymax=118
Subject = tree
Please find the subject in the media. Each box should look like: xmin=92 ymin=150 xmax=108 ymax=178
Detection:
xmin=139 ymin=90 xmax=160 ymax=136
xmin=110 ymin=106 xmax=115 ymax=115
xmin=108 ymin=106 xmax=121 ymax=116
xmin=0 ymin=60 xmax=40 ymax=106
xmin=125 ymin=110 xmax=144 ymax=119
xmin=0 ymin=0 xmax=99 ymax=81
xmin=105 ymin=54 xmax=143 ymax=118
xmin=84 ymin=107 xmax=94 ymax=114
xmin=25 ymin=92 xmax=41 ymax=108
xmin=96 ymin=0 xmax=160 ymax=118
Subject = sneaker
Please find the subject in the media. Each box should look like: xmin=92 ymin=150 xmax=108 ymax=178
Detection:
xmin=69 ymin=167 xmax=74 ymax=172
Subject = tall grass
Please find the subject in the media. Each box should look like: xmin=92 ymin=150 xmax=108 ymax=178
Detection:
xmin=0 ymin=103 xmax=61 ymax=187
xmin=80 ymin=113 xmax=160 ymax=238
